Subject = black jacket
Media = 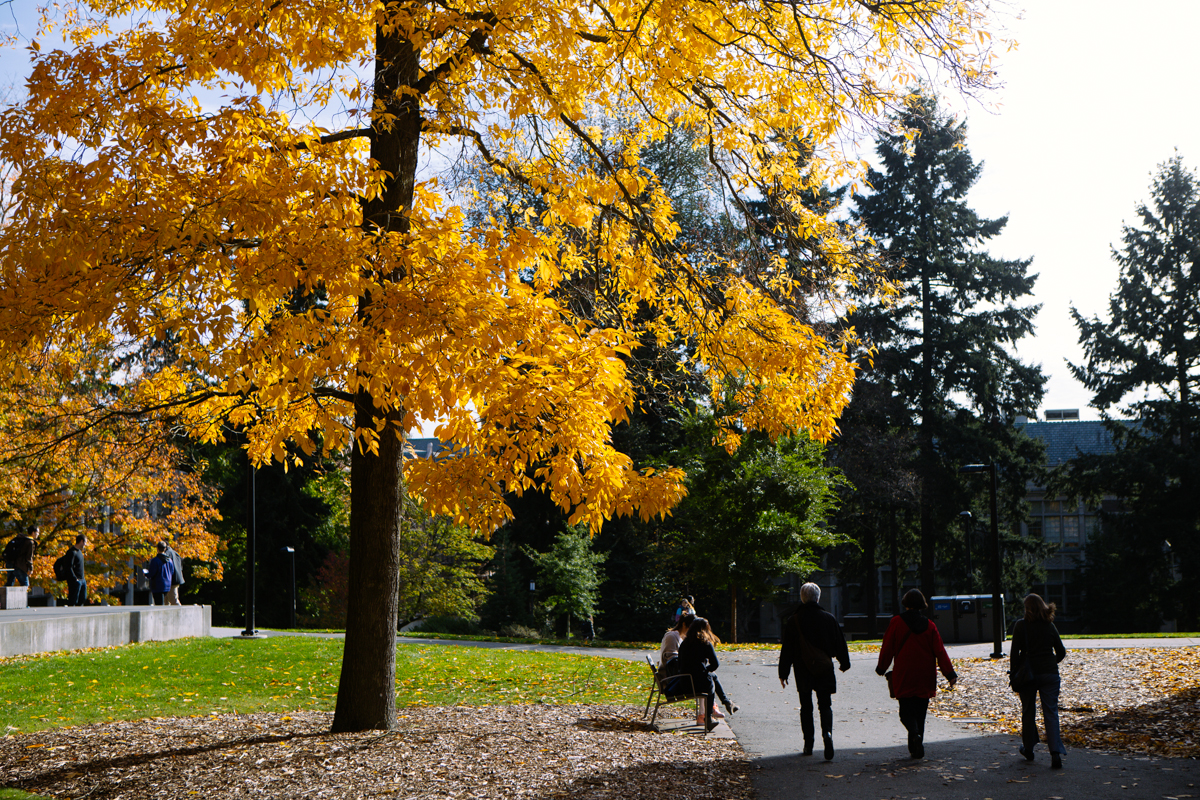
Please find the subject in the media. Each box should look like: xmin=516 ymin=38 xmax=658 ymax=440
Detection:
xmin=3 ymin=534 xmax=36 ymax=573
xmin=677 ymin=636 xmax=719 ymax=694
xmin=67 ymin=546 xmax=85 ymax=582
xmin=1010 ymin=618 xmax=1066 ymax=676
xmin=778 ymin=601 xmax=851 ymax=694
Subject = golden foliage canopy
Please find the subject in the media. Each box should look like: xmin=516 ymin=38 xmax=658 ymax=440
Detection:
xmin=0 ymin=0 xmax=1005 ymax=531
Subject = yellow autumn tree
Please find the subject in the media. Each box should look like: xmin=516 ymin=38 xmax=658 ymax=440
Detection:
xmin=0 ymin=0 xmax=1005 ymax=730
xmin=0 ymin=336 xmax=222 ymax=595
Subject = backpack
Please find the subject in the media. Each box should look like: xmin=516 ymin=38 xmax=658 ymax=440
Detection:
xmin=1 ymin=537 xmax=16 ymax=564
xmin=53 ymin=550 xmax=72 ymax=581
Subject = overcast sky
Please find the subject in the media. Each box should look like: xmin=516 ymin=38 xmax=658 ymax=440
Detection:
xmin=4 ymin=2 xmax=1198 ymax=422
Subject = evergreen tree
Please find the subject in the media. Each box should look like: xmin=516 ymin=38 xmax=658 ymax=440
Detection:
xmin=851 ymin=92 xmax=1046 ymax=599
xmin=1064 ymin=155 xmax=1200 ymax=630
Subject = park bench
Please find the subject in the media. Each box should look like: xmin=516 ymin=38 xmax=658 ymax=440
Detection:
xmin=642 ymin=655 xmax=703 ymax=727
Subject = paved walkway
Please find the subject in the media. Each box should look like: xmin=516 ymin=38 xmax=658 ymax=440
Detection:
xmin=220 ymin=628 xmax=1198 ymax=798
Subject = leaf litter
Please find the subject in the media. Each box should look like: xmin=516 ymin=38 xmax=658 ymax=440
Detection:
xmin=0 ymin=704 xmax=752 ymax=799
xmin=931 ymin=646 xmax=1200 ymax=759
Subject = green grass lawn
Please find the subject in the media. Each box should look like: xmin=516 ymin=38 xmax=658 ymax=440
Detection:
xmin=0 ymin=637 xmax=647 ymax=736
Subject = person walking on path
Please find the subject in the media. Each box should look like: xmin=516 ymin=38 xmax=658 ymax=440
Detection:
xmin=1010 ymin=592 xmax=1068 ymax=769
xmin=3 ymin=524 xmax=38 ymax=587
xmin=162 ymin=541 xmax=184 ymax=605
xmin=65 ymin=534 xmax=88 ymax=606
xmin=875 ymin=588 xmax=957 ymax=759
xmin=778 ymin=582 xmax=851 ymax=760
xmin=148 ymin=542 xmax=176 ymax=606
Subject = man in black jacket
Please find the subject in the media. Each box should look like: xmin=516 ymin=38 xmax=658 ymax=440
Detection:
xmin=66 ymin=535 xmax=88 ymax=606
xmin=779 ymin=582 xmax=851 ymax=760
xmin=3 ymin=525 xmax=38 ymax=587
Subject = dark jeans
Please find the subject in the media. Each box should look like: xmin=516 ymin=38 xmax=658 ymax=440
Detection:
xmin=6 ymin=567 xmax=29 ymax=587
xmin=1020 ymin=674 xmax=1065 ymax=755
xmin=151 ymin=591 xmax=168 ymax=605
xmin=66 ymin=578 xmax=87 ymax=606
xmin=798 ymin=688 xmax=833 ymax=744
xmin=712 ymin=674 xmax=732 ymax=708
xmin=898 ymin=696 xmax=929 ymax=751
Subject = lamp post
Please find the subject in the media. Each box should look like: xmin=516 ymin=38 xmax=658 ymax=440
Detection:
xmin=240 ymin=459 xmax=263 ymax=638
xmin=959 ymin=463 xmax=1004 ymax=659
xmin=958 ymin=510 xmax=974 ymax=592
xmin=281 ymin=546 xmax=296 ymax=629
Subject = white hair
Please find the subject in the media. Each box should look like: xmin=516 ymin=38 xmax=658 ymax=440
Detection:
xmin=800 ymin=582 xmax=821 ymax=604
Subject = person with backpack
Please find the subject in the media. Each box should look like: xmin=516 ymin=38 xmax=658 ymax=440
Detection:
xmin=875 ymin=588 xmax=958 ymax=759
xmin=779 ymin=582 xmax=851 ymax=760
xmin=147 ymin=541 xmax=175 ymax=605
xmin=63 ymin=534 xmax=88 ymax=606
xmin=3 ymin=524 xmax=38 ymax=587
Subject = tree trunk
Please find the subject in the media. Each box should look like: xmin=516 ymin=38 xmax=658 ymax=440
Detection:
xmin=333 ymin=401 xmax=406 ymax=732
xmin=730 ymin=585 xmax=738 ymax=644
xmin=918 ymin=253 xmax=937 ymax=601
xmin=330 ymin=7 xmax=422 ymax=733
xmin=889 ymin=509 xmax=900 ymax=615
xmin=864 ymin=512 xmax=878 ymax=638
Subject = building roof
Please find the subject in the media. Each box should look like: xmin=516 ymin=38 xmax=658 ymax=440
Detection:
xmin=1021 ymin=420 xmax=1117 ymax=466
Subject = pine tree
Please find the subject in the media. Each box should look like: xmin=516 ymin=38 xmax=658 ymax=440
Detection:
xmin=851 ymin=92 xmax=1046 ymax=599
xmin=1065 ymin=155 xmax=1200 ymax=629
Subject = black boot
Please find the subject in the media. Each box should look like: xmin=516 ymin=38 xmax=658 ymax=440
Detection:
xmin=908 ymin=733 xmax=924 ymax=759
xmin=1051 ymin=753 xmax=1062 ymax=769
xmin=822 ymin=732 xmax=834 ymax=761
xmin=802 ymin=740 xmax=814 ymax=756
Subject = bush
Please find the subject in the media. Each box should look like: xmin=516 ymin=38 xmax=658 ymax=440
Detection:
xmin=498 ymin=623 xmax=542 ymax=639
xmin=415 ymin=615 xmax=488 ymax=636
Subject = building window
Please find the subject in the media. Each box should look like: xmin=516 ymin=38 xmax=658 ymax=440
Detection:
xmin=1062 ymin=517 xmax=1080 ymax=547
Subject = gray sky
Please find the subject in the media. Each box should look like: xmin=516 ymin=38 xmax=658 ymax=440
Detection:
xmin=4 ymin=2 xmax=1199 ymax=422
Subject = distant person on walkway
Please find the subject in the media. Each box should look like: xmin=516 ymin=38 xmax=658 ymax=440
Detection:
xmin=148 ymin=541 xmax=176 ymax=606
xmin=1010 ymin=593 xmax=1067 ymax=769
xmin=778 ymin=582 xmax=851 ymax=760
xmin=677 ymin=616 xmax=722 ymax=731
xmin=162 ymin=541 xmax=184 ymax=605
xmin=876 ymin=588 xmax=957 ymax=759
xmin=673 ymin=596 xmax=695 ymax=625
xmin=3 ymin=524 xmax=38 ymax=587
xmin=66 ymin=535 xmax=88 ymax=606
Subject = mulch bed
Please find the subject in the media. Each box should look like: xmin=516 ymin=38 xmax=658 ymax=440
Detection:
xmin=0 ymin=705 xmax=752 ymax=799
xmin=931 ymin=646 xmax=1200 ymax=759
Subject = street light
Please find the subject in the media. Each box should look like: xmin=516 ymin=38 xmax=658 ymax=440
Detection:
xmin=281 ymin=546 xmax=296 ymax=629
xmin=958 ymin=510 xmax=974 ymax=591
xmin=959 ymin=463 xmax=1004 ymax=659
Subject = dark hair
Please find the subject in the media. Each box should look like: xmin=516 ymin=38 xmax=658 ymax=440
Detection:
xmin=669 ymin=613 xmax=695 ymax=634
xmin=684 ymin=616 xmax=716 ymax=645
xmin=902 ymin=588 xmax=927 ymax=610
xmin=75 ymin=534 xmax=87 ymax=545
xmin=1023 ymin=593 xmax=1056 ymax=622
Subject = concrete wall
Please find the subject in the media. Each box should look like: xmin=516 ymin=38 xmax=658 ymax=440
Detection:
xmin=0 ymin=606 xmax=211 ymax=657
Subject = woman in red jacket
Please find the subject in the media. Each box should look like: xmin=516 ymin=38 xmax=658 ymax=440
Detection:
xmin=876 ymin=589 xmax=958 ymax=759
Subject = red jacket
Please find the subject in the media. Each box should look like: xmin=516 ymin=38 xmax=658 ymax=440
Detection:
xmin=876 ymin=611 xmax=957 ymax=699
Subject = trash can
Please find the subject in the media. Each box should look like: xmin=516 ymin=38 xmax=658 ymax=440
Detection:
xmin=930 ymin=594 xmax=1004 ymax=643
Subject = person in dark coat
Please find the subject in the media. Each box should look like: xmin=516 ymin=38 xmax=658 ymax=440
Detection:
xmin=1010 ymin=593 xmax=1068 ymax=769
xmin=778 ymin=582 xmax=851 ymax=760
xmin=66 ymin=534 xmax=88 ymax=606
xmin=148 ymin=542 xmax=176 ymax=606
xmin=3 ymin=525 xmax=38 ymax=587
xmin=677 ymin=616 xmax=721 ymax=732
xmin=876 ymin=588 xmax=957 ymax=759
